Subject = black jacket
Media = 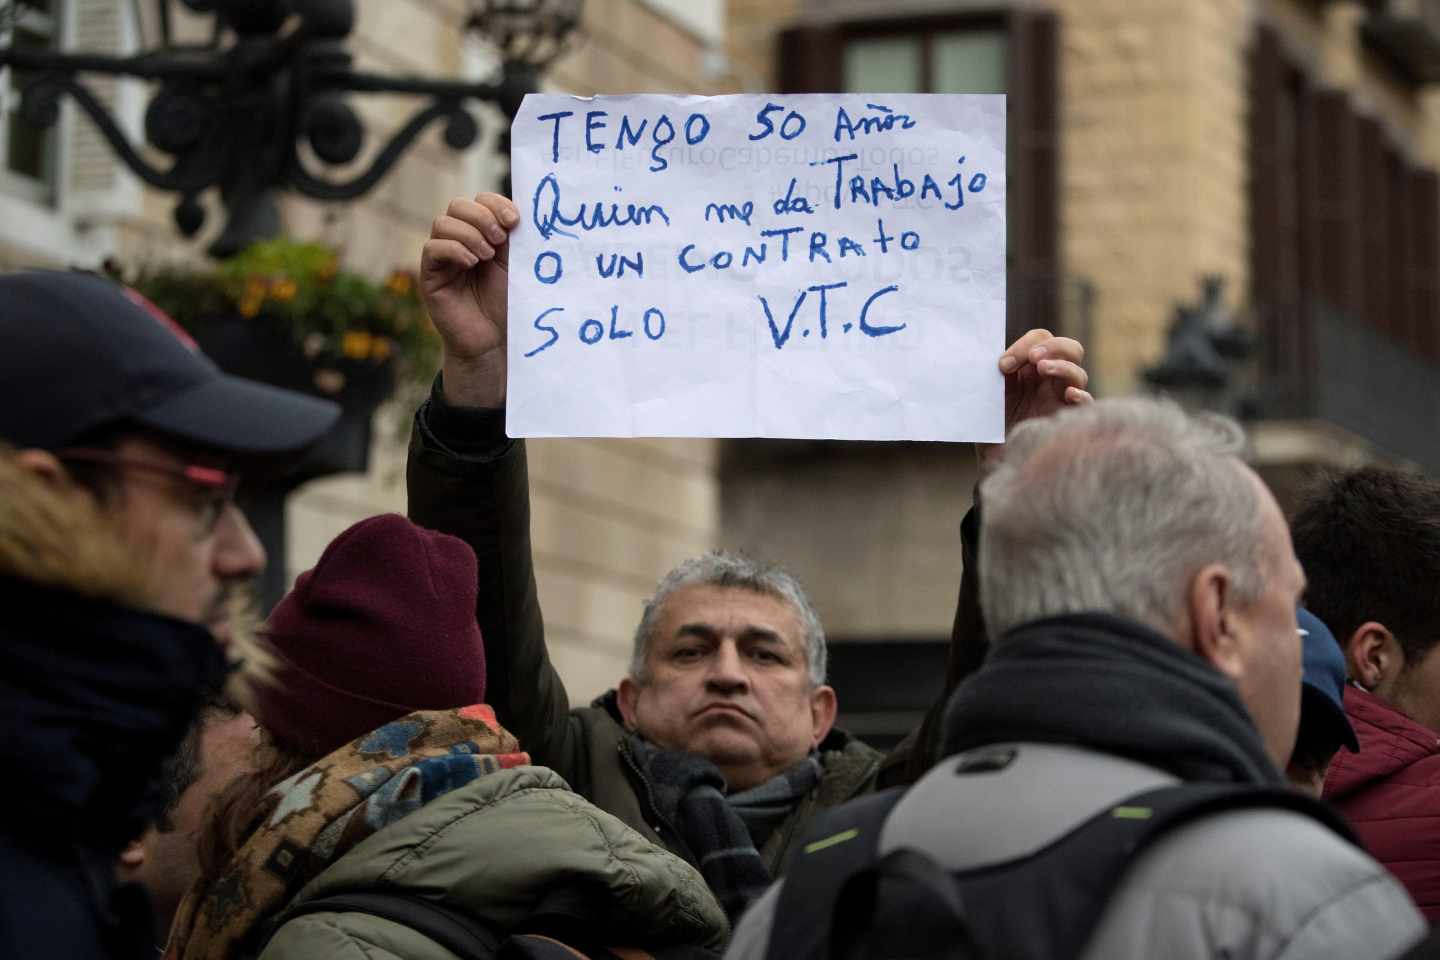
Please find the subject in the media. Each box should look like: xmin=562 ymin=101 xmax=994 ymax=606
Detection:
xmin=405 ymin=387 xmax=883 ymax=875
xmin=405 ymin=381 xmax=990 ymax=795
xmin=0 ymin=574 xmax=226 ymax=960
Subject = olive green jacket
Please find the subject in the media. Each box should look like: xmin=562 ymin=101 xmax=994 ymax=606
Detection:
xmin=405 ymin=397 xmax=882 ymax=877
xmin=261 ymin=766 xmax=729 ymax=959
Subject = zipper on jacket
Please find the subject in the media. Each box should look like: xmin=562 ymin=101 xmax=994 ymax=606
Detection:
xmin=618 ymin=740 xmax=699 ymax=866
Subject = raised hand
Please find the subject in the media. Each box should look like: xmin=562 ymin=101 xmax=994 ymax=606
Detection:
xmin=978 ymin=328 xmax=1092 ymax=471
xmin=419 ymin=193 xmax=520 ymax=408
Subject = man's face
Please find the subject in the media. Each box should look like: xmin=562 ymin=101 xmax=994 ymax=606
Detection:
xmin=118 ymin=711 xmax=259 ymax=940
xmin=1386 ymin=643 xmax=1440 ymax=733
xmin=1227 ymin=472 xmax=1307 ymax=767
xmin=103 ymin=436 xmax=265 ymax=644
xmin=616 ymin=584 xmax=837 ymax=792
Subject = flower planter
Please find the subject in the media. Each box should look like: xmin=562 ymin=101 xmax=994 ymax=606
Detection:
xmin=189 ymin=314 xmax=396 ymax=483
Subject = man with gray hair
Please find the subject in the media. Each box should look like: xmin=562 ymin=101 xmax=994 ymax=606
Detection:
xmin=726 ymin=398 xmax=1424 ymax=960
xmin=405 ymin=192 xmax=1093 ymax=922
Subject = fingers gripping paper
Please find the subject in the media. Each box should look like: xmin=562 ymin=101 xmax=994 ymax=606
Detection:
xmin=506 ymin=93 xmax=1006 ymax=441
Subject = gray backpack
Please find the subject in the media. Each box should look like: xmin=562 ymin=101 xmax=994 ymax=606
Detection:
xmin=766 ymin=745 xmax=1356 ymax=960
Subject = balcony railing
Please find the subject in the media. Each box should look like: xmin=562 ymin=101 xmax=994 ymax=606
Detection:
xmin=1257 ymin=297 xmax=1440 ymax=471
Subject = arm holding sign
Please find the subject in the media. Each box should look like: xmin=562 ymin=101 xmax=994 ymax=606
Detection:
xmin=959 ymin=329 xmax=1091 ymax=677
xmin=879 ymin=330 xmax=1092 ymax=787
xmin=410 ymin=188 xmax=1092 ymax=790
xmin=407 ymin=193 xmax=590 ymax=782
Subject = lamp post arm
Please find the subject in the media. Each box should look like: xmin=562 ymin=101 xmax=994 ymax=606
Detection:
xmin=15 ymin=73 xmax=220 ymax=192
xmin=0 ymin=44 xmax=228 ymax=81
xmin=314 ymin=67 xmax=505 ymax=102
xmin=287 ymin=98 xmax=476 ymax=202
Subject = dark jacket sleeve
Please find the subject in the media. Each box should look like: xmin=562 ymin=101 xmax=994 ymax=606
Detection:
xmin=943 ymin=501 xmax=989 ymax=690
xmin=876 ymin=498 xmax=988 ymax=788
xmin=405 ymin=379 xmax=584 ymax=783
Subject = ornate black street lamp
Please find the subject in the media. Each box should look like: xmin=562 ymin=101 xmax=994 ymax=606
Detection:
xmin=1 ymin=0 xmax=580 ymax=610
xmin=0 ymin=0 xmax=580 ymax=256
xmin=466 ymin=0 xmax=582 ymax=195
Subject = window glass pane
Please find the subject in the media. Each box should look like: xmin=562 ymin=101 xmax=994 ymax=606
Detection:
xmin=844 ymin=37 xmax=921 ymax=93
xmin=5 ymin=23 xmax=55 ymax=182
xmin=933 ymin=30 xmax=1008 ymax=94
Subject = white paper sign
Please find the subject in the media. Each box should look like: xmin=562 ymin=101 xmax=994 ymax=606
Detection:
xmin=506 ymin=93 xmax=1006 ymax=441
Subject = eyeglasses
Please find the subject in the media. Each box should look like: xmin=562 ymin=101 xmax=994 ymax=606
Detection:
xmin=55 ymin=447 xmax=240 ymax=532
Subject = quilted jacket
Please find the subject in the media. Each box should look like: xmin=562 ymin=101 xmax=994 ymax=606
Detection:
xmin=1325 ymin=686 xmax=1440 ymax=920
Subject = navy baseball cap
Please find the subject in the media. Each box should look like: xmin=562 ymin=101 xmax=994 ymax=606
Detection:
xmin=1298 ymin=607 xmax=1361 ymax=753
xmin=0 ymin=270 xmax=339 ymax=454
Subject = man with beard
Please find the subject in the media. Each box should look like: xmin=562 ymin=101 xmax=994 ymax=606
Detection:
xmin=0 ymin=271 xmax=337 ymax=959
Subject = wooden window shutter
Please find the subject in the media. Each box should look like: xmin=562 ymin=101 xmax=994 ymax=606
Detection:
xmin=1249 ymin=23 xmax=1285 ymax=370
xmin=1289 ymin=77 xmax=1324 ymax=408
xmin=777 ymin=24 xmax=843 ymax=94
xmin=1410 ymin=170 xmax=1440 ymax=361
xmin=1008 ymin=9 xmax=1059 ymax=339
xmin=66 ymin=0 xmax=125 ymax=200
xmin=1357 ymin=116 xmax=1392 ymax=338
xmin=1384 ymin=147 xmax=1411 ymax=349
xmin=1249 ymin=27 xmax=1281 ymax=302
xmin=1311 ymin=90 xmax=1364 ymax=319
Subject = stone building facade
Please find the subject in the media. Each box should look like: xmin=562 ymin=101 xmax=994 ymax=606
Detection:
xmin=722 ymin=0 xmax=1440 ymax=742
xmin=0 ymin=0 xmax=730 ymax=701
xmin=7 ymin=0 xmax=1440 ymax=731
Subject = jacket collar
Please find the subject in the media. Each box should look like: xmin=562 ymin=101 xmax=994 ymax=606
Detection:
xmin=1326 ymin=686 xmax=1440 ymax=796
xmin=0 ymin=575 xmax=228 ymax=853
xmin=944 ymin=612 xmax=1281 ymax=786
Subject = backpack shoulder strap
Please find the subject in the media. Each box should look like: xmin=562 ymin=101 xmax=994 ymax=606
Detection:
xmin=766 ymin=768 xmax=1359 ymax=960
xmin=262 ymin=890 xmax=503 ymax=960
xmin=956 ymin=781 xmax=1360 ymax=958
xmin=765 ymin=787 xmax=976 ymax=960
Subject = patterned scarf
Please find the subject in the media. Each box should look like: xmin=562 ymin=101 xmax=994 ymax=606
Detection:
xmin=626 ymin=736 xmax=821 ymax=923
xmin=166 ymin=705 xmax=529 ymax=960
xmin=728 ymin=754 xmax=822 ymax=851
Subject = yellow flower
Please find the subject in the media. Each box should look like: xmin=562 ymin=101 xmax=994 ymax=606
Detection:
xmin=238 ymin=295 xmax=262 ymax=318
xmin=271 ymin=279 xmax=298 ymax=302
xmin=369 ymin=337 xmax=394 ymax=360
xmin=341 ymin=331 xmax=373 ymax=359
xmin=385 ymin=272 xmax=414 ymax=296
xmin=244 ymin=277 xmax=266 ymax=299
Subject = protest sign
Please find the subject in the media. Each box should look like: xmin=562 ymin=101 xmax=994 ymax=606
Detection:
xmin=506 ymin=93 xmax=1006 ymax=441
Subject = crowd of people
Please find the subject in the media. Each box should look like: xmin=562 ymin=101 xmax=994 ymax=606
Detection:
xmin=4 ymin=191 xmax=1440 ymax=958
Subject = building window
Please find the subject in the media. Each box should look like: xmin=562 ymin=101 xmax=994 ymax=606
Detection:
xmin=842 ymin=28 xmax=1008 ymax=95
xmin=1 ymin=0 xmax=62 ymax=205
xmin=1250 ymin=23 xmax=1440 ymax=369
xmin=779 ymin=11 xmax=1057 ymax=338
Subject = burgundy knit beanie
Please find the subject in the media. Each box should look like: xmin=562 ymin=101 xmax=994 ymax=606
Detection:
xmin=254 ymin=513 xmax=486 ymax=755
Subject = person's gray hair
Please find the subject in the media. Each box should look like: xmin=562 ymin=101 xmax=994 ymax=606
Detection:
xmin=630 ymin=551 xmax=827 ymax=686
xmin=979 ymin=397 xmax=1266 ymax=639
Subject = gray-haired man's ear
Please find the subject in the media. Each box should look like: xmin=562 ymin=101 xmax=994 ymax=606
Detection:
xmin=1186 ymin=563 xmax=1244 ymax=683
